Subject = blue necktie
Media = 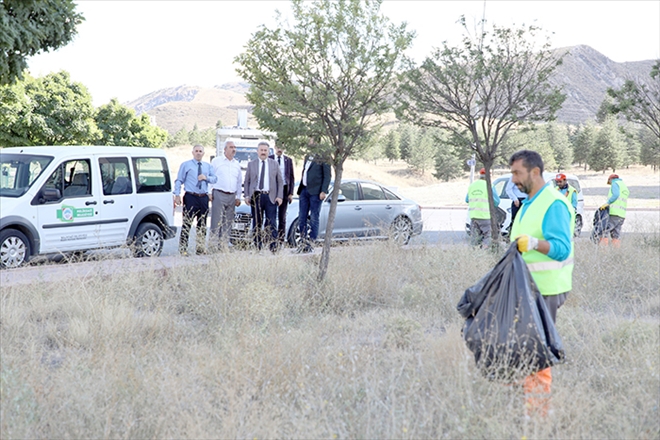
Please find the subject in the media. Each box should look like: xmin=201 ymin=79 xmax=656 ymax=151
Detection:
xmin=197 ymin=162 xmax=202 ymax=189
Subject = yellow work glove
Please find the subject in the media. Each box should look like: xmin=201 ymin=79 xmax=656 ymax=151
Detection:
xmin=516 ymin=235 xmax=539 ymax=253
xmin=599 ymin=204 xmax=609 ymax=210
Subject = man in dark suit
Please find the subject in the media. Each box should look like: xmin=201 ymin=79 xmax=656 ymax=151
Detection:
xmin=296 ymin=153 xmax=331 ymax=253
xmin=244 ymin=141 xmax=283 ymax=252
xmin=269 ymin=146 xmax=295 ymax=246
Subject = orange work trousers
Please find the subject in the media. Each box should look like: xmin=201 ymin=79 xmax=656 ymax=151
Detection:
xmin=524 ymin=367 xmax=552 ymax=416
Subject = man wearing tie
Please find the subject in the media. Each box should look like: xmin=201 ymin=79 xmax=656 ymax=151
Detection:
xmin=269 ymin=145 xmax=295 ymax=246
xmin=173 ymin=144 xmax=217 ymax=255
xmin=243 ymin=141 xmax=283 ymax=252
xmin=296 ymin=153 xmax=331 ymax=253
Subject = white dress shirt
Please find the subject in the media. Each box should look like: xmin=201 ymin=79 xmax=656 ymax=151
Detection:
xmin=209 ymin=155 xmax=242 ymax=199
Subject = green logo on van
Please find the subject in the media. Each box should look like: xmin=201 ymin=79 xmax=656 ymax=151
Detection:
xmin=57 ymin=205 xmax=95 ymax=222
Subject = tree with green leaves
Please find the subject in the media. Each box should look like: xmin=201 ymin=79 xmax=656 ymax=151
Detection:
xmin=607 ymin=60 xmax=660 ymax=140
xmin=235 ymin=0 xmax=413 ymax=281
xmin=398 ymin=17 xmax=565 ymax=241
xmin=383 ymin=129 xmax=400 ymax=162
xmin=588 ymin=116 xmax=626 ymax=172
xmin=0 ymin=71 xmax=97 ymax=146
xmin=1 ymin=0 xmax=84 ymax=84
xmin=572 ymin=121 xmax=596 ymax=170
xmin=547 ymin=122 xmax=572 ymax=172
xmin=94 ymin=99 xmax=168 ymax=148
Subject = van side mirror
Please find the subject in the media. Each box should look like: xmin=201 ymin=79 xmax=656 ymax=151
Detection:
xmin=42 ymin=188 xmax=61 ymax=202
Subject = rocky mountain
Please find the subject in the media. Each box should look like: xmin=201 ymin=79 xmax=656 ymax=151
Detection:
xmin=551 ymin=45 xmax=655 ymax=123
xmin=126 ymin=46 xmax=656 ymax=134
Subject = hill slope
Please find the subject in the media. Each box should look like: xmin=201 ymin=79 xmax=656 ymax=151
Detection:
xmin=127 ymin=45 xmax=657 ymax=133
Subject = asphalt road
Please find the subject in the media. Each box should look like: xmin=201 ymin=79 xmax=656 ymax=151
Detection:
xmin=162 ymin=206 xmax=659 ymax=254
xmin=2 ymin=208 xmax=658 ymax=287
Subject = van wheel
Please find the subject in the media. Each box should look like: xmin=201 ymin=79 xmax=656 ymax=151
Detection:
xmin=133 ymin=223 xmax=164 ymax=257
xmin=0 ymin=229 xmax=30 ymax=269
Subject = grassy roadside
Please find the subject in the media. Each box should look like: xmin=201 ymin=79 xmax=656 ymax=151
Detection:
xmin=1 ymin=237 xmax=658 ymax=438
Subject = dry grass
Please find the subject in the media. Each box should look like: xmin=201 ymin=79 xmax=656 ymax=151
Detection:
xmin=1 ymin=234 xmax=659 ymax=438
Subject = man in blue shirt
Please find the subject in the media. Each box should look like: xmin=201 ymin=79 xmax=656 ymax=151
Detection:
xmin=173 ymin=145 xmax=217 ymax=255
xmin=509 ymin=150 xmax=574 ymax=417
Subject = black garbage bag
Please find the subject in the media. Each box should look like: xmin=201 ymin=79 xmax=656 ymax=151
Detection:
xmin=456 ymin=243 xmax=565 ymax=382
xmin=591 ymin=208 xmax=610 ymax=244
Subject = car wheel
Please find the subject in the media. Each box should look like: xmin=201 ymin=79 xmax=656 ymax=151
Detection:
xmin=287 ymin=218 xmax=310 ymax=247
xmin=0 ymin=229 xmax=31 ymax=269
xmin=574 ymin=215 xmax=583 ymax=237
xmin=133 ymin=222 xmax=164 ymax=257
xmin=390 ymin=216 xmax=412 ymax=245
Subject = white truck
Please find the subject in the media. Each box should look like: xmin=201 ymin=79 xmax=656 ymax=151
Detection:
xmin=215 ymin=109 xmax=276 ymax=182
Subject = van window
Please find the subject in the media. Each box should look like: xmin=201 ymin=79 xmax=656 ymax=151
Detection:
xmin=42 ymin=159 xmax=92 ymax=200
xmin=132 ymin=157 xmax=171 ymax=193
xmin=0 ymin=154 xmax=53 ymax=198
xmin=100 ymin=157 xmax=133 ymax=195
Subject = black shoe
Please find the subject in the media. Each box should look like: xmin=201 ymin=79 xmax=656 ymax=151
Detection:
xmin=302 ymin=245 xmax=313 ymax=253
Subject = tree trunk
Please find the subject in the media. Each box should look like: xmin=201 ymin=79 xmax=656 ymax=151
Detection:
xmin=317 ymin=163 xmax=343 ymax=282
xmin=483 ymin=161 xmax=500 ymax=245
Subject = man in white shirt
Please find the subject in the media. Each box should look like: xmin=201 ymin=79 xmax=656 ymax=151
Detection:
xmin=208 ymin=141 xmax=242 ymax=249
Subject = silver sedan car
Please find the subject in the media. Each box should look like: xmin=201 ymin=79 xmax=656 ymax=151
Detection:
xmin=231 ymin=178 xmax=423 ymax=247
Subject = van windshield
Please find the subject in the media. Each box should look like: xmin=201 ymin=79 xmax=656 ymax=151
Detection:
xmin=234 ymin=148 xmax=259 ymax=163
xmin=0 ymin=154 xmax=53 ymax=198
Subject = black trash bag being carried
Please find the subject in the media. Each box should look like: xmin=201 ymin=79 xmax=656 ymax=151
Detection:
xmin=591 ymin=208 xmax=610 ymax=244
xmin=456 ymin=243 xmax=565 ymax=382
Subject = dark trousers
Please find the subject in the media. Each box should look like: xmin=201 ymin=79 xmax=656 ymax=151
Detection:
xmin=251 ymin=192 xmax=278 ymax=250
xmin=179 ymin=192 xmax=209 ymax=253
xmin=298 ymin=186 xmax=323 ymax=244
xmin=276 ymin=185 xmax=290 ymax=243
xmin=510 ymin=197 xmax=525 ymax=224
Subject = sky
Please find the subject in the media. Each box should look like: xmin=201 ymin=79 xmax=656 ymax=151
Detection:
xmin=26 ymin=0 xmax=660 ymax=107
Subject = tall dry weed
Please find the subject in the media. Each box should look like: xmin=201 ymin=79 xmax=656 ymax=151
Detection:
xmin=1 ymin=237 xmax=658 ymax=438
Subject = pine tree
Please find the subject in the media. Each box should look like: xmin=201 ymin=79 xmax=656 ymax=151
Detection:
xmin=433 ymin=130 xmax=463 ymax=181
xmin=639 ymin=126 xmax=660 ymax=170
xmin=572 ymin=121 xmax=596 ymax=170
xmin=407 ymin=129 xmax=435 ymax=174
xmin=547 ymin=122 xmax=572 ymax=171
xmin=588 ymin=116 xmax=626 ymax=172
xmin=398 ymin=124 xmax=416 ymax=161
xmin=383 ymin=129 xmax=400 ymax=162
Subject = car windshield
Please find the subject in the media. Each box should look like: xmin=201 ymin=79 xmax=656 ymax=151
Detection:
xmin=0 ymin=153 xmax=53 ymax=198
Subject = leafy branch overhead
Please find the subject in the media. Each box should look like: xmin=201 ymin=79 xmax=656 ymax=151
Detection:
xmin=607 ymin=60 xmax=660 ymax=140
xmin=0 ymin=0 xmax=84 ymax=85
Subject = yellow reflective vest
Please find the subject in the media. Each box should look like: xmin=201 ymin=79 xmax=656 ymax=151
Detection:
xmin=510 ymin=185 xmax=575 ymax=296
xmin=609 ymin=180 xmax=629 ymax=218
xmin=467 ymin=180 xmax=490 ymax=220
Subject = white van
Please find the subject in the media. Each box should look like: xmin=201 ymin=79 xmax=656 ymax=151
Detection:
xmin=465 ymin=172 xmax=585 ymax=237
xmin=0 ymin=146 xmax=177 ymax=268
